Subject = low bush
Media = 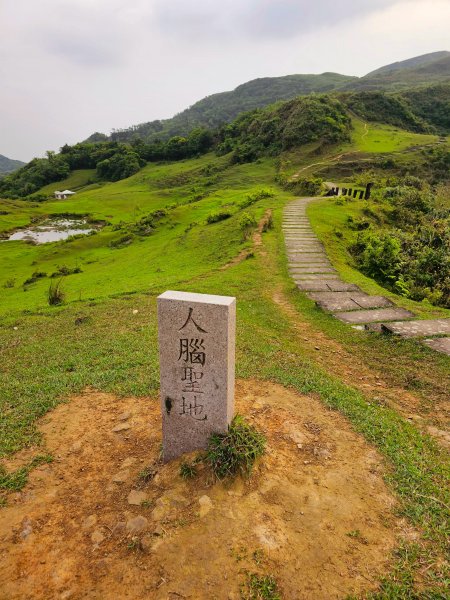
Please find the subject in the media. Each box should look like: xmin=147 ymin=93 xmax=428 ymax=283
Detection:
xmin=109 ymin=234 xmax=134 ymax=248
xmin=239 ymin=212 xmax=257 ymax=240
xmin=23 ymin=271 xmax=47 ymax=286
xmin=50 ymin=265 xmax=82 ymax=278
xmin=206 ymin=211 xmax=232 ymax=224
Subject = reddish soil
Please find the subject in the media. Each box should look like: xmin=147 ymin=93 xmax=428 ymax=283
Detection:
xmin=0 ymin=380 xmax=403 ymax=599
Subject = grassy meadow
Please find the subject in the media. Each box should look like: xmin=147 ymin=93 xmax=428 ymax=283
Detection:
xmin=1 ymin=144 xmax=449 ymax=597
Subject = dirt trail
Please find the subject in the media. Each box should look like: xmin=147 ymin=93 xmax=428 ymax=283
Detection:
xmin=221 ymin=209 xmax=272 ymax=270
xmin=271 ymin=286 xmax=450 ymax=448
xmin=0 ymin=380 xmax=402 ymax=600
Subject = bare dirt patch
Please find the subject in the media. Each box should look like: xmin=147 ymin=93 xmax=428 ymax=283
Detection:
xmin=0 ymin=380 xmax=400 ymax=599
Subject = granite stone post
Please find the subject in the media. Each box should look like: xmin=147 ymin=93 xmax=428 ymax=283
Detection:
xmin=157 ymin=290 xmax=236 ymax=462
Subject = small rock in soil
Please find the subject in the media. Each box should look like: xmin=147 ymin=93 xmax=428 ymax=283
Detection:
xmin=20 ymin=518 xmax=33 ymax=540
xmin=111 ymin=521 xmax=126 ymax=536
xmin=118 ymin=412 xmax=131 ymax=422
xmin=82 ymin=515 xmax=97 ymax=530
xmin=127 ymin=490 xmax=148 ymax=506
xmin=112 ymin=423 xmax=131 ymax=433
xmin=126 ymin=515 xmax=149 ymax=535
xmin=198 ymin=495 xmax=213 ymax=518
xmin=121 ymin=457 xmax=137 ymax=469
xmin=112 ymin=469 xmax=131 ymax=484
xmin=91 ymin=529 xmax=105 ymax=544
xmin=71 ymin=440 xmax=82 ymax=453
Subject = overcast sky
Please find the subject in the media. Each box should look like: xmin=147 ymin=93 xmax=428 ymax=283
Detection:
xmin=1 ymin=0 xmax=449 ymax=161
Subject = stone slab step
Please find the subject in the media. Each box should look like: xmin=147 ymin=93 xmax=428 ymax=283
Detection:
xmin=290 ymin=267 xmax=336 ymax=274
xmin=381 ymin=319 xmax=450 ymax=338
xmin=325 ymin=282 xmax=361 ymax=292
xmin=293 ymin=274 xmax=340 ymax=281
xmin=316 ymin=295 xmax=393 ymax=312
xmin=290 ymin=261 xmax=331 ymax=267
xmin=298 ymin=280 xmax=360 ymax=292
xmin=335 ymin=308 xmax=415 ymax=325
xmin=307 ymin=291 xmax=361 ymax=300
xmin=422 ymin=337 xmax=450 ymax=356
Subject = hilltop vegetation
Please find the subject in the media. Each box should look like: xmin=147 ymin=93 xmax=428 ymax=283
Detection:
xmin=89 ymin=72 xmax=356 ymax=144
xmin=88 ymin=51 xmax=450 ymax=144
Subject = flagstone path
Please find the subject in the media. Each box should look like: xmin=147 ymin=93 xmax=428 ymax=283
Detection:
xmin=284 ymin=198 xmax=450 ymax=356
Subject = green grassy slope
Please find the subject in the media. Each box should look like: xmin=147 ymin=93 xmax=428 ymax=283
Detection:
xmin=0 ymin=155 xmax=285 ymax=315
xmin=37 ymin=169 xmax=97 ymax=195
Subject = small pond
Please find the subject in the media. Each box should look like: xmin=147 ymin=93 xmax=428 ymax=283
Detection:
xmin=4 ymin=218 xmax=99 ymax=244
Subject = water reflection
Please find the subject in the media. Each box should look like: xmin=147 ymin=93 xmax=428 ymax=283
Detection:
xmin=5 ymin=218 xmax=97 ymax=244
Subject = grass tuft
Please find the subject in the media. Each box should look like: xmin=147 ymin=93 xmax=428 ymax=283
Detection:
xmin=205 ymin=415 xmax=265 ymax=479
xmin=47 ymin=279 xmax=65 ymax=306
xmin=0 ymin=454 xmax=53 ymax=498
xmin=179 ymin=461 xmax=197 ymax=479
xmin=241 ymin=572 xmax=281 ymax=600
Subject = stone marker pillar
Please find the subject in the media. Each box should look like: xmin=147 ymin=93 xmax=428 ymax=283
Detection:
xmin=157 ymin=291 xmax=236 ymax=462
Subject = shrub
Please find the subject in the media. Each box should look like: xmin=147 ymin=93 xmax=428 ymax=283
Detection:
xmin=205 ymin=415 xmax=265 ymax=479
xmin=262 ymin=213 xmax=274 ymax=232
xmin=238 ymin=189 xmax=274 ymax=209
xmin=50 ymin=265 xmax=82 ymax=278
xmin=239 ymin=212 xmax=257 ymax=240
xmin=283 ymin=177 xmax=323 ymax=196
xmin=23 ymin=271 xmax=47 ymax=286
xmin=47 ymin=280 xmax=65 ymax=306
xmin=109 ymin=234 xmax=134 ymax=248
xmin=206 ymin=211 xmax=232 ymax=224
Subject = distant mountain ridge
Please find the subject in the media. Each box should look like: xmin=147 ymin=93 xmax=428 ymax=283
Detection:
xmin=345 ymin=51 xmax=450 ymax=90
xmin=86 ymin=51 xmax=450 ymax=144
xmin=0 ymin=154 xmax=25 ymax=176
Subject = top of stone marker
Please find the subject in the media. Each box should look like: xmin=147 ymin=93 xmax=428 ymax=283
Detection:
xmin=158 ymin=290 xmax=235 ymax=306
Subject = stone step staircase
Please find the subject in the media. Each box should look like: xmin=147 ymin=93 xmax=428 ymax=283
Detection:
xmin=284 ymin=198 xmax=450 ymax=356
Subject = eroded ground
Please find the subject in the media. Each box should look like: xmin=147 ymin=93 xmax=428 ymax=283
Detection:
xmin=1 ymin=380 xmax=404 ymax=599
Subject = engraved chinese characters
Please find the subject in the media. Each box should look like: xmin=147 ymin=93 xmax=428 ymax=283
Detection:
xmin=157 ymin=291 xmax=236 ymax=462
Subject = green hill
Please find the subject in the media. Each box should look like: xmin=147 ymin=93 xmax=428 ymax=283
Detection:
xmin=0 ymin=154 xmax=25 ymax=176
xmin=346 ymin=51 xmax=450 ymax=91
xmin=86 ymin=72 xmax=356 ymax=145
xmin=86 ymin=52 xmax=449 ymax=145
